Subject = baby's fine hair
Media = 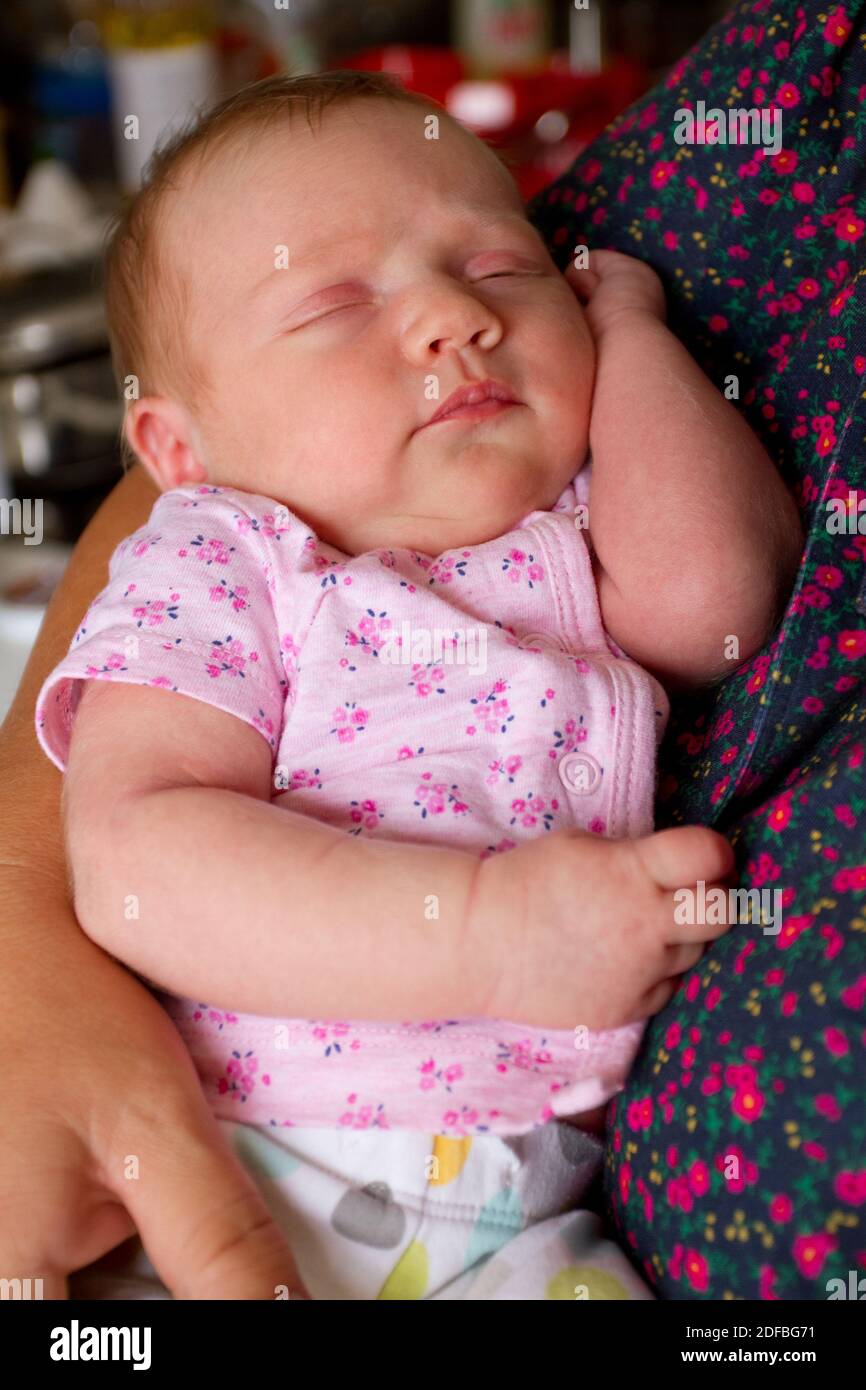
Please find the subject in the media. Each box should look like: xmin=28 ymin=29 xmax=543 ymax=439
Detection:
xmin=103 ymin=69 xmax=452 ymax=472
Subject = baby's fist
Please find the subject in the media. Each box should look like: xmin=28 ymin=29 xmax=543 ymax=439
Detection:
xmin=565 ymin=248 xmax=666 ymax=338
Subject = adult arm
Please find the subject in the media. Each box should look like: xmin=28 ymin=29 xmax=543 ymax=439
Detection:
xmin=0 ymin=463 xmax=307 ymax=1298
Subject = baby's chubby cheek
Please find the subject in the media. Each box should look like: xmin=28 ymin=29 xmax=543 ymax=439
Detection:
xmin=533 ymin=293 xmax=596 ymax=463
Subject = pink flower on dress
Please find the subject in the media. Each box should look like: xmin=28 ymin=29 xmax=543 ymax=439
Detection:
xmin=683 ymin=1250 xmax=709 ymax=1293
xmin=823 ymin=1027 xmax=850 ymax=1056
xmin=769 ymin=1194 xmax=793 ymax=1224
xmin=688 ymin=1161 xmax=710 ymax=1196
xmin=731 ymin=1084 xmax=765 ymax=1122
xmin=834 ymin=1171 xmax=866 ymax=1204
xmin=838 ymin=630 xmax=866 ymax=660
xmin=792 ymin=1232 xmax=838 ymax=1278
xmin=823 ymin=5 xmax=852 ymax=46
xmin=650 ymin=160 xmax=676 ymax=188
xmin=771 ymin=149 xmax=797 ymax=174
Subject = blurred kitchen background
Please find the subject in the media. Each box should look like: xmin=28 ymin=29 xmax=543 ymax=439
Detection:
xmin=0 ymin=0 xmax=726 ymax=718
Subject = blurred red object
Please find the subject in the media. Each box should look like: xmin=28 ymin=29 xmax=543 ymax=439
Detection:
xmin=336 ymin=45 xmax=648 ymax=200
xmin=336 ymin=45 xmax=466 ymax=106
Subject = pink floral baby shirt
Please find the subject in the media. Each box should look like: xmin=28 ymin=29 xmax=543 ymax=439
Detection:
xmin=36 ymin=462 xmax=669 ymax=1138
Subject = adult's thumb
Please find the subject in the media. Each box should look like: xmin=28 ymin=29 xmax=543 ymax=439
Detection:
xmin=120 ymin=1111 xmax=309 ymax=1300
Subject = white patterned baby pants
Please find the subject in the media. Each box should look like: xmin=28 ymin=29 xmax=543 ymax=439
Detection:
xmin=70 ymin=1118 xmax=654 ymax=1301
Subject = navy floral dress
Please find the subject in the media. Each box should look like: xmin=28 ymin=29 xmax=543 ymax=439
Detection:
xmin=527 ymin=0 xmax=866 ymax=1299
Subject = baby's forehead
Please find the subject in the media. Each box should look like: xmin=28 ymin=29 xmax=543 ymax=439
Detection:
xmin=181 ymin=100 xmax=519 ymax=228
xmin=164 ymin=100 xmax=528 ymax=309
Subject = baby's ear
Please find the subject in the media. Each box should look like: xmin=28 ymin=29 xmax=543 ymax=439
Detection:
xmin=124 ymin=396 xmax=209 ymax=493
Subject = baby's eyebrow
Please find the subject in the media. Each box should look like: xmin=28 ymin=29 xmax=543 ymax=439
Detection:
xmin=250 ymin=226 xmax=363 ymax=300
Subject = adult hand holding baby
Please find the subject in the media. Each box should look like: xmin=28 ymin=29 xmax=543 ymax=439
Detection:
xmin=0 ymin=466 xmax=308 ymax=1301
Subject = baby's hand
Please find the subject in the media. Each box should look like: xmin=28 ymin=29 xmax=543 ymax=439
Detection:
xmin=564 ymin=248 xmax=666 ymax=340
xmin=473 ymin=824 xmax=735 ymax=1033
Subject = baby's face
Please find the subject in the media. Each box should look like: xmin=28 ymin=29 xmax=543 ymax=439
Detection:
xmin=161 ymin=99 xmax=595 ymax=556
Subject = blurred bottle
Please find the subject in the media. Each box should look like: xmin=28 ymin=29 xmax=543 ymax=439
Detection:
xmin=244 ymin=0 xmax=321 ymax=75
xmin=99 ymin=0 xmax=219 ymax=191
xmin=569 ymin=0 xmax=604 ymax=74
xmin=23 ymin=2 xmax=113 ymax=192
xmin=452 ymin=0 xmax=551 ymax=78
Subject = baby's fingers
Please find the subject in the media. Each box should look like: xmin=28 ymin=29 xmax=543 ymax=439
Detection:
xmin=634 ymin=977 xmax=679 ymax=1021
xmin=665 ymin=886 xmax=738 ymax=945
xmin=663 ymin=940 xmax=708 ymax=977
xmin=563 ymin=262 xmax=600 ymax=304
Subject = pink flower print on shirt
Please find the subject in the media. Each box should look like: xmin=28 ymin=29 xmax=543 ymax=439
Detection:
xmin=85 ymin=651 xmax=129 ymax=678
xmin=397 ymin=744 xmax=425 ymax=760
xmin=187 ymin=485 xmax=224 ymax=500
xmin=439 ymin=1105 xmax=499 ymax=1137
xmin=315 ymin=550 xmax=348 ymax=588
xmin=179 ymin=534 xmax=235 ymax=565
xmin=409 ymin=662 xmax=447 ymax=697
xmin=339 ymin=1095 xmax=389 ymax=1131
xmin=349 ymin=798 xmax=384 ymax=834
xmin=418 ymin=1056 xmax=465 ymax=1093
xmin=509 ymin=790 xmax=559 ymax=832
xmin=207 ymin=577 xmax=250 ymax=612
xmin=275 ymin=766 xmax=322 ymax=792
xmin=128 ymin=532 xmax=162 ymax=560
xmin=205 ymin=636 xmax=254 ymax=679
xmin=127 ymin=593 xmax=179 ymax=628
xmin=235 ymin=508 xmax=293 ymax=541
xmin=310 ymin=1022 xmax=362 ymax=1057
xmin=501 ymin=547 xmax=544 ymax=588
xmin=295 ymin=767 xmax=323 ymax=789
xmin=346 ymin=609 xmax=393 ymax=659
xmin=191 ymin=1004 xmax=239 ymax=1029
xmin=481 ymin=837 xmax=518 ymax=858
xmin=495 ymin=1036 xmax=554 ymax=1076
xmin=252 ymin=708 xmax=277 ymax=748
xmin=280 ymin=633 xmax=300 ymax=677
xmin=413 ymin=771 xmax=470 ymax=819
xmin=551 ymin=715 xmax=588 ymax=756
xmin=467 ymin=679 xmax=513 ymax=735
xmin=428 ymin=552 xmax=470 ymax=586
xmin=217 ymin=1049 xmax=269 ymax=1102
xmin=486 ymin=754 xmax=523 ymax=786
xmin=330 ymin=703 xmax=369 ymax=743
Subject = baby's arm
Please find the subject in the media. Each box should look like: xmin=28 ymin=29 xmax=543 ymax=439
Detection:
xmin=568 ymin=251 xmax=804 ymax=690
xmin=65 ymin=678 xmax=734 ymax=1032
xmin=64 ymin=680 xmax=487 ymax=1020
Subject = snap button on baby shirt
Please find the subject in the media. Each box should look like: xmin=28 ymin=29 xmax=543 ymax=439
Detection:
xmin=521 ymin=631 xmax=567 ymax=652
xmin=558 ymin=751 xmax=603 ymax=796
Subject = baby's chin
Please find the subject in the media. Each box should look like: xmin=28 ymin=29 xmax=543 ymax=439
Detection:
xmin=348 ymin=487 xmax=570 ymax=558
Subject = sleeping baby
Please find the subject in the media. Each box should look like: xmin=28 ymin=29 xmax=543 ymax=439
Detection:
xmin=35 ymin=71 xmax=802 ymax=1300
